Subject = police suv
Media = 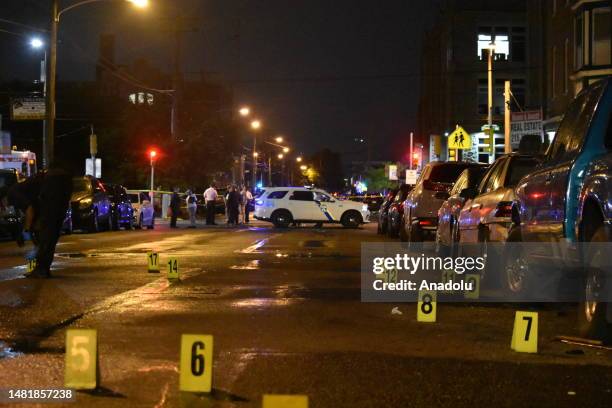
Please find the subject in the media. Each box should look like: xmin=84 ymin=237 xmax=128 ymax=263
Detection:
xmin=254 ymin=187 xmax=370 ymax=228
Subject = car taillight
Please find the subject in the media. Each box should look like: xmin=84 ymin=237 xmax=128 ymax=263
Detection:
xmin=494 ymin=201 xmax=513 ymax=218
xmin=419 ymin=219 xmax=433 ymax=226
xmin=423 ymin=180 xmax=449 ymax=192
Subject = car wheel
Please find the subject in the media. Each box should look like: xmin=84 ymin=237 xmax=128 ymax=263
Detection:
xmin=341 ymin=210 xmax=362 ymax=228
xmin=434 ymin=229 xmax=449 ymax=257
xmin=387 ymin=215 xmax=398 ymax=238
xmin=138 ymin=214 xmax=143 ymax=230
xmin=499 ymin=227 xmax=529 ymax=296
xmin=271 ymin=210 xmax=292 ymax=228
xmin=399 ymin=219 xmax=408 ymax=242
xmin=578 ymin=218 xmax=611 ymax=343
xmin=111 ymin=213 xmax=119 ymax=231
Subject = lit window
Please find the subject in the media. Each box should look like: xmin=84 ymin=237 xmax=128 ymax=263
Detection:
xmin=128 ymin=92 xmax=155 ymax=106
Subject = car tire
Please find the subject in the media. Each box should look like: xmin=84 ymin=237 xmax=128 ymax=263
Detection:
xmin=341 ymin=210 xmax=362 ymax=228
xmin=64 ymin=217 xmax=73 ymax=235
xmin=111 ymin=213 xmax=119 ymax=231
xmin=500 ymin=227 xmax=530 ymax=297
xmin=578 ymin=218 xmax=612 ymax=344
xmin=137 ymin=214 xmax=143 ymax=230
xmin=271 ymin=210 xmax=292 ymax=228
xmin=387 ymin=214 xmax=398 ymax=238
xmin=399 ymin=220 xmax=408 ymax=242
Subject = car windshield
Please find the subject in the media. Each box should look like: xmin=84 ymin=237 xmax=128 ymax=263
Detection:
xmin=72 ymin=178 xmax=91 ymax=193
xmin=428 ymin=164 xmax=475 ymax=184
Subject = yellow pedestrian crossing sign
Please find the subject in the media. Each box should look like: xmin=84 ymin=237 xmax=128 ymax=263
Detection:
xmin=448 ymin=126 xmax=472 ymax=149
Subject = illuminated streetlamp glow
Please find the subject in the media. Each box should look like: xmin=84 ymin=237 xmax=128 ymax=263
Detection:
xmin=251 ymin=120 xmax=261 ymax=130
xmin=275 ymin=136 xmax=283 ymax=143
xmin=282 ymin=147 xmax=290 ymax=153
xmin=253 ymin=152 xmax=259 ymax=158
xmin=278 ymin=154 xmax=284 ymax=159
xmin=127 ymin=0 xmax=149 ymax=8
xmin=296 ymin=156 xmax=303 ymax=162
xmin=239 ymin=106 xmax=250 ymax=117
xmin=300 ymin=165 xmax=307 ymax=171
xmin=30 ymin=38 xmax=44 ymax=49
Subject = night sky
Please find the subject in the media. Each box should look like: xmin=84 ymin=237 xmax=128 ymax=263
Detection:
xmin=0 ymin=0 xmax=440 ymax=163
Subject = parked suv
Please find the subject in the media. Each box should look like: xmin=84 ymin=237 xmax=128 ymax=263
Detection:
xmin=511 ymin=78 xmax=612 ymax=341
xmin=105 ymin=183 xmax=134 ymax=230
xmin=377 ymin=188 xmax=398 ymax=234
xmin=402 ymin=161 xmax=481 ymax=243
xmin=254 ymin=187 xmax=370 ymax=228
xmin=70 ymin=176 xmax=112 ymax=233
xmin=0 ymin=169 xmax=21 ymax=239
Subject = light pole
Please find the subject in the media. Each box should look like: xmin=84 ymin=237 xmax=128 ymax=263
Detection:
xmin=250 ymin=119 xmax=261 ymax=189
xmin=487 ymin=42 xmax=496 ymax=164
xmin=149 ymin=149 xmax=157 ymax=199
xmin=30 ymin=38 xmax=48 ymax=168
xmin=45 ymin=0 xmax=148 ymax=168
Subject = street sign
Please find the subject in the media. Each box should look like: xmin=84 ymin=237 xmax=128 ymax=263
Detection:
xmin=388 ymin=164 xmax=398 ymax=181
xmin=406 ymin=170 xmax=418 ymax=185
xmin=448 ymin=126 xmax=471 ymax=149
xmin=85 ymin=158 xmax=101 ymax=178
xmin=511 ymin=111 xmax=543 ymax=148
xmin=10 ymin=98 xmax=46 ymax=121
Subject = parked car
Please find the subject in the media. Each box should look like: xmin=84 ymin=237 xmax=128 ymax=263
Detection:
xmin=127 ymin=191 xmax=155 ymax=229
xmin=387 ymin=184 xmax=413 ymax=238
xmin=377 ymin=188 xmax=398 ymax=234
xmin=0 ymin=169 xmax=21 ymax=239
xmin=457 ymin=154 xmax=541 ymax=245
xmin=70 ymin=176 xmax=112 ymax=233
xmin=254 ymin=187 xmax=370 ymax=228
xmin=402 ymin=161 xmax=483 ymax=243
xmin=435 ymin=165 xmax=489 ymax=255
xmin=511 ymin=78 xmax=612 ymax=341
xmin=105 ymin=183 xmax=135 ymax=230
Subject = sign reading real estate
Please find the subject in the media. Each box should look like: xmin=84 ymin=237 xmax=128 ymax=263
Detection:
xmin=10 ymin=98 xmax=46 ymax=121
xmin=511 ymin=111 xmax=543 ymax=148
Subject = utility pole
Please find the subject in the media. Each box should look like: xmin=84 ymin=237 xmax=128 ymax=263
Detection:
xmin=487 ymin=44 xmax=496 ymax=164
xmin=45 ymin=0 xmax=58 ymax=169
xmin=409 ymin=132 xmax=414 ymax=170
xmin=268 ymin=156 xmax=272 ymax=187
xmin=504 ymin=81 xmax=512 ymax=154
xmin=252 ymin=136 xmax=257 ymax=188
xmin=89 ymin=125 xmax=97 ymax=178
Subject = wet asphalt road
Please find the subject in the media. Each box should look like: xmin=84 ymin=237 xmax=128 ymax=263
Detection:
xmin=0 ymin=220 xmax=611 ymax=408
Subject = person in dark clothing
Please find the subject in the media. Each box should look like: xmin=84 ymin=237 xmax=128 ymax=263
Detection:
xmin=169 ymin=188 xmax=181 ymax=228
xmin=226 ymin=185 xmax=241 ymax=225
xmin=7 ymin=168 xmax=72 ymax=278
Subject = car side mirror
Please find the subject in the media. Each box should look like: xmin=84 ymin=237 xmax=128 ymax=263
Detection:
xmin=459 ymin=188 xmax=477 ymax=200
xmin=434 ymin=191 xmax=450 ymax=200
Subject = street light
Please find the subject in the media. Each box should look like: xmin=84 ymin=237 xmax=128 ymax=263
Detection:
xmin=45 ymin=0 xmax=149 ymax=168
xmin=30 ymin=38 xmax=48 ymax=168
xmin=275 ymin=136 xmax=284 ymax=143
xmin=283 ymin=147 xmax=290 ymax=153
xmin=239 ymin=106 xmax=250 ymax=117
xmin=296 ymin=156 xmax=303 ymax=162
xmin=300 ymin=165 xmax=308 ymax=171
xmin=30 ymin=38 xmax=44 ymax=49
xmin=277 ymin=154 xmax=284 ymax=159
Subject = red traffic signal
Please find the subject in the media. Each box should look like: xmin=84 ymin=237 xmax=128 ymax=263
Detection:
xmin=148 ymin=149 xmax=158 ymax=159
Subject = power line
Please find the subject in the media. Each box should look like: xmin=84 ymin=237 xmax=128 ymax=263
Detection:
xmin=0 ymin=17 xmax=47 ymax=33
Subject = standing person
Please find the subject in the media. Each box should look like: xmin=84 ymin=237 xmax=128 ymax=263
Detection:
xmin=226 ymin=185 xmax=241 ymax=225
xmin=7 ymin=166 xmax=72 ymax=278
xmin=186 ymin=189 xmax=198 ymax=228
xmin=241 ymin=186 xmax=254 ymax=224
xmin=169 ymin=188 xmax=181 ymax=228
xmin=203 ymin=184 xmax=218 ymax=225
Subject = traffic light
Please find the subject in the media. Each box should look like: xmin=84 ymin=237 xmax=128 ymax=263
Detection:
xmin=149 ymin=149 xmax=157 ymax=159
xmin=412 ymin=151 xmax=422 ymax=169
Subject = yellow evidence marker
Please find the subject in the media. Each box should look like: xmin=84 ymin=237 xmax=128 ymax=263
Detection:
xmin=26 ymin=259 xmax=37 ymax=274
xmin=511 ymin=311 xmax=538 ymax=353
xmin=179 ymin=334 xmax=213 ymax=393
xmin=463 ymin=274 xmax=480 ymax=300
xmin=263 ymin=395 xmax=309 ymax=408
xmin=64 ymin=329 xmax=98 ymax=390
xmin=417 ymin=290 xmax=437 ymax=322
xmin=147 ymin=251 xmax=160 ymax=273
xmin=167 ymin=258 xmax=179 ymax=280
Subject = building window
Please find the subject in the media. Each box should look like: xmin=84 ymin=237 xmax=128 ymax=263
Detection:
xmin=564 ymin=39 xmax=569 ymax=94
xmin=477 ymin=26 xmax=525 ymax=61
xmin=552 ymin=46 xmax=557 ymax=98
xmin=592 ymin=7 xmax=611 ymax=66
xmin=575 ymin=13 xmax=583 ymax=68
xmin=129 ymin=92 xmax=154 ymax=105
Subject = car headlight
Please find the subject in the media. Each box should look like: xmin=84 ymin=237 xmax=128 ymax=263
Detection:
xmin=362 ymin=204 xmax=369 ymax=212
xmin=79 ymin=198 xmax=93 ymax=209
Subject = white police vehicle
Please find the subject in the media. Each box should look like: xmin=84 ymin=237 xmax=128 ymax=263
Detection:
xmin=254 ymin=187 xmax=370 ymax=228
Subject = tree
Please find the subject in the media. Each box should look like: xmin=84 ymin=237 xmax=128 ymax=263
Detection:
xmin=308 ymin=149 xmax=344 ymax=190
